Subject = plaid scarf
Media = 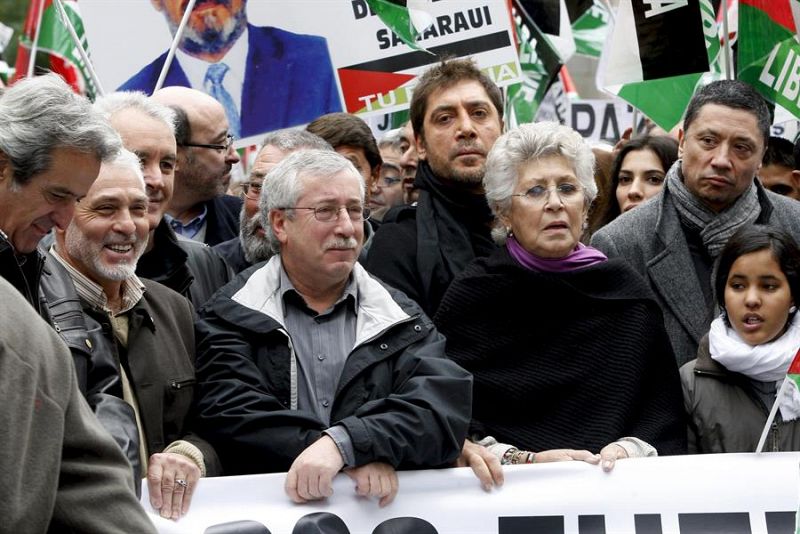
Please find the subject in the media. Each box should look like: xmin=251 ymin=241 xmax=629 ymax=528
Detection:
xmin=666 ymin=161 xmax=760 ymax=258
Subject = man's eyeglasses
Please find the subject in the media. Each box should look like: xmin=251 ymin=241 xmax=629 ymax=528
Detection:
xmin=511 ymin=182 xmax=584 ymax=205
xmin=243 ymin=181 xmax=262 ymax=200
xmin=280 ymin=205 xmax=371 ymax=223
xmin=180 ymin=134 xmax=235 ymax=152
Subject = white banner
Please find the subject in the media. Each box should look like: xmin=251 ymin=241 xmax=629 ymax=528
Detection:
xmin=143 ymin=453 xmax=800 ymax=534
xmin=79 ymin=1 xmax=520 ymax=145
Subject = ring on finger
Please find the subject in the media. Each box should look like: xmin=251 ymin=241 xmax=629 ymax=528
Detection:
xmin=175 ymin=478 xmax=188 ymax=488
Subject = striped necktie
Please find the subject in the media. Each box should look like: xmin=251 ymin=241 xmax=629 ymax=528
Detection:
xmin=204 ymin=62 xmax=240 ymax=138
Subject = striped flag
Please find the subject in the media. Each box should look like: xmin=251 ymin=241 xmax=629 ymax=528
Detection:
xmin=13 ymin=0 xmax=96 ymax=98
xmin=738 ymin=0 xmax=800 ymax=121
xmin=569 ymin=0 xmax=610 ymax=58
xmin=600 ymin=0 xmax=718 ymax=131
xmin=516 ymin=0 xmax=575 ymax=62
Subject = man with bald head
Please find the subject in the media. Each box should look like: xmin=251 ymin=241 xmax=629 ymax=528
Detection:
xmin=94 ymin=91 xmax=232 ymax=307
xmin=153 ymin=86 xmax=242 ymax=246
xmin=52 ymin=149 xmax=219 ymax=520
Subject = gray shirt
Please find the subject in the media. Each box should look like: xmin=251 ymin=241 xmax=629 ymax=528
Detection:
xmin=279 ymin=265 xmax=358 ymax=465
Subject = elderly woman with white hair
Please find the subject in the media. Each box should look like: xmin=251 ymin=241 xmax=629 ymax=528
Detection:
xmin=434 ymin=122 xmax=686 ymax=489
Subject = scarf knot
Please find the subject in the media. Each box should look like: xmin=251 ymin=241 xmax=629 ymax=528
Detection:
xmin=506 ymin=236 xmax=607 ymax=272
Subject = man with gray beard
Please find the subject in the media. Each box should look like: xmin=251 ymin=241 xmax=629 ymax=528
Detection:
xmin=214 ymin=129 xmax=332 ymax=273
xmin=51 ymin=149 xmax=219 ymax=521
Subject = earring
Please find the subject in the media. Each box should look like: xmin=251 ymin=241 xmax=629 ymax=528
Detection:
xmin=791 ymin=306 xmax=797 ymax=314
xmin=506 ymin=226 xmax=513 ymax=237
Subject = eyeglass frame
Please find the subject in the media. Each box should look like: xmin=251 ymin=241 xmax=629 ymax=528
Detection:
xmin=179 ymin=133 xmax=235 ymax=152
xmin=242 ymin=181 xmax=262 ymax=200
xmin=277 ymin=204 xmax=371 ymax=223
xmin=510 ymin=182 xmax=585 ymax=205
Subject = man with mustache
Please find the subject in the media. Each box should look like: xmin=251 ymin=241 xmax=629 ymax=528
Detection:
xmin=194 ymin=150 xmax=470 ymax=508
xmin=214 ymin=129 xmax=332 ymax=273
xmin=94 ymin=91 xmax=232 ymax=308
xmin=365 ymin=59 xmax=503 ymax=317
xmin=592 ymin=80 xmax=800 ymax=364
xmin=152 ymin=86 xmax=242 ymax=247
xmin=51 ymin=149 xmax=219 ymax=520
xmin=120 ymin=0 xmax=340 ymax=137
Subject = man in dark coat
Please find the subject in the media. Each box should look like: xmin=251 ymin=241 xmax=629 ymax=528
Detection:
xmin=152 ymin=86 xmax=242 ymax=246
xmin=592 ymin=80 xmax=800 ymax=364
xmin=195 ymin=150 xmax=471 ymax=507
xmin=52 ymin=149 xmax=220 ymax=520
xmin=364 ymin=59 xmax=502 ymax=317
xmin=94 ymin=91 xmax=233 ymax=308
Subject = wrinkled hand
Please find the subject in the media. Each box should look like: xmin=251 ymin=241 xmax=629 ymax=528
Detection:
xmin=455 ymin=440 xmax=503 ymax=492
xmin=599 ymin=442 xmax=629 ymax=472
xmin=285 ymin=435 xmax=345 ymax=504
xmin=534 ymin=449 xmax=600 ymax=465
xmin=147 ymin=452 xmax=201 ymax=520
xmin=345 ymin=462 xmax=398 ymax=507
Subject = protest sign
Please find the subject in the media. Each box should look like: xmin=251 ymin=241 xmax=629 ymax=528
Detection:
xmin=142 ymin=453 xmax=800 ymax=534
xmin=79 ymin=1 xmax=520 ymax=146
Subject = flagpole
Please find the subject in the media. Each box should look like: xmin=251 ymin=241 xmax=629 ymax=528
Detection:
xmin=52 ymin=0 xmax=105 ymax=96
xmin=154 ymin=0 xmax=197 ymax=92
xmin=27 ymin=0 xmax=46 ymax=78
xmin=721 ymin=0 xmax=733 ymax=80
xmin=755 ymin=378 xmax=789 ymax=453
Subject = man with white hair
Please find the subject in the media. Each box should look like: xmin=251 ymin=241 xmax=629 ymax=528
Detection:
xmin=194 ymin=149 xmax=471 ymax=507
xmin=52 ymin=150 xmax=219 ymax=520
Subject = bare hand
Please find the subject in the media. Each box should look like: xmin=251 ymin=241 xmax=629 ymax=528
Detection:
xmin=285 ymin=435 xmax=345 ymax=504
xmin=534 ymin=449 xmax=600 ymax=465
xmin=344 ymin=462 xmax=398 ymax=507
xmin=455 ymin=440 xmax=503 ymax=491
xmin=147 ymin=452 xmax=201 ymax=520
xmin=599 ymin=442 xmax=629 ymax=472
xmin=613 ymin=126 xmax=633 ymax=153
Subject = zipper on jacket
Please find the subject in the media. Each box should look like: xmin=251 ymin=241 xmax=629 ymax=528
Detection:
xmin=170 ymin=378 xmax=196 ymax=390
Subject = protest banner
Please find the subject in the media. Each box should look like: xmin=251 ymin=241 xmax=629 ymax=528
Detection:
xmin=142 ymin=453 xmax=800 ymax=534
xmin=79 ymin=1 xmax=521 ymax=146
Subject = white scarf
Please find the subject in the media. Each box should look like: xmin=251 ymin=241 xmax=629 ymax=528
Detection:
xmin=709 ymin=313 xmax=800 ymax=421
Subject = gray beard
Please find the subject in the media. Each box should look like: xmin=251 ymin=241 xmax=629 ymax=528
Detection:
xmin=239 ymin=209 xmax=272 ymax=264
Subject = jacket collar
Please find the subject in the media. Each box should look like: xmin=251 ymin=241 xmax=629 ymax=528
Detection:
xmin=230 ymin=256 xmax=413 ymax=347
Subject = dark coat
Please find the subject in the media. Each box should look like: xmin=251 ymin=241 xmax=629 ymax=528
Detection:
xmin=435 ymin=247 xmax=687 ymax=455
xmin=194 ymin=258 xmax=472 ymax=475
xmin=204 ymin=195 xmax=243 ymax=247
xmin=213 ymin=236 xmax=251 ymax=275
xmin=0 ymin=232 xmax=46 ymax=316
xmin=82 ymin=279 xmax=221 ymax=476
xmin=119 ymin=24 xmax=341 ymax=136
xmin=591 ymin=178 xmax=800 ymax=365
xmin=137 ymin=219 xmax=233 ymax=309
xmin=681 ymin=335 xmax=800 ymax=453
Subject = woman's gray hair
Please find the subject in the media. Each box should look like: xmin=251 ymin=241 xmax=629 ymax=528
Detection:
xmin=0 ymin=73 xmax=121 ymax=187
xmin=104 ymin=148 xmax=146 ymax=190
xmin=259 ymin=149 xmax=364 ymax=253
xmin=94 ymin=91 xmax=176 ymax=134
xmin=483 ymin=122 xmax=597 ymax=228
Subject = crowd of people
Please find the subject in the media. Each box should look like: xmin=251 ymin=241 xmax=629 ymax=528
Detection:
xmin=4 ymin=55 xmax=800 ymax=532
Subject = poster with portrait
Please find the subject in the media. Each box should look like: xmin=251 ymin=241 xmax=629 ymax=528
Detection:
xmin=79 ymin=0 xmax=521 ymax=146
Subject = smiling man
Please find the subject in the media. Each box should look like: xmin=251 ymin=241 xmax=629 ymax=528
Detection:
xmin=194 ymin=149 xmax=470 ymax=508
xmin=364 ymin=58 xmax=502 ymax=317
xmin=52 ymin=149 xmax=219 ymax=520
xmin=592 ymin=80 xmax=800 ymax=364
xmin=120 ymin=0 xmax=341 ymax=136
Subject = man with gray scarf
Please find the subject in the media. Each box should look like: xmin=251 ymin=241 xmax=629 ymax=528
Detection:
xmin=592 ymin=80 xmax=800 ymax=365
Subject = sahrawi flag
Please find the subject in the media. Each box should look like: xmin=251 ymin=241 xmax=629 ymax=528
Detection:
xmin=13 ymin=0 xmax=96 ymax=98
xmin=365 ymin=0 xmax=434 ymax=51
xmin=568 ymin=0 xmax=611 ymax=58
xmin=738 ymin=0 xmax=800 ymax=121
xmin=778 ymin=347 xmax=800 ymax=421
xmin=599 ymin=0 xmax=712 ymax=131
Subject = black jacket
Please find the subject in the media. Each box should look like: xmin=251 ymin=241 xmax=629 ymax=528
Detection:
xmin=194 ymin=258 xmax=472 ymax=475
xmin=137 ymin=220 xmax=233 ymax=309
xmin=204 ymin=195 xmax=242 ymax=246
xmin=0 ymin=232 xmax=46 ymax=317
xmin=212 ymin=237 xmax=251 ymax=275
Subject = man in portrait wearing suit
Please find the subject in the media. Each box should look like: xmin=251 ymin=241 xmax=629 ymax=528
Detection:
xmin=120 ymin=0 xmax=342 ymax=137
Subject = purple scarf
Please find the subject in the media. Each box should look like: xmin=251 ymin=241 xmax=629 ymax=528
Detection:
xmin=506 ymin=236 xmax=608 ymax=272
